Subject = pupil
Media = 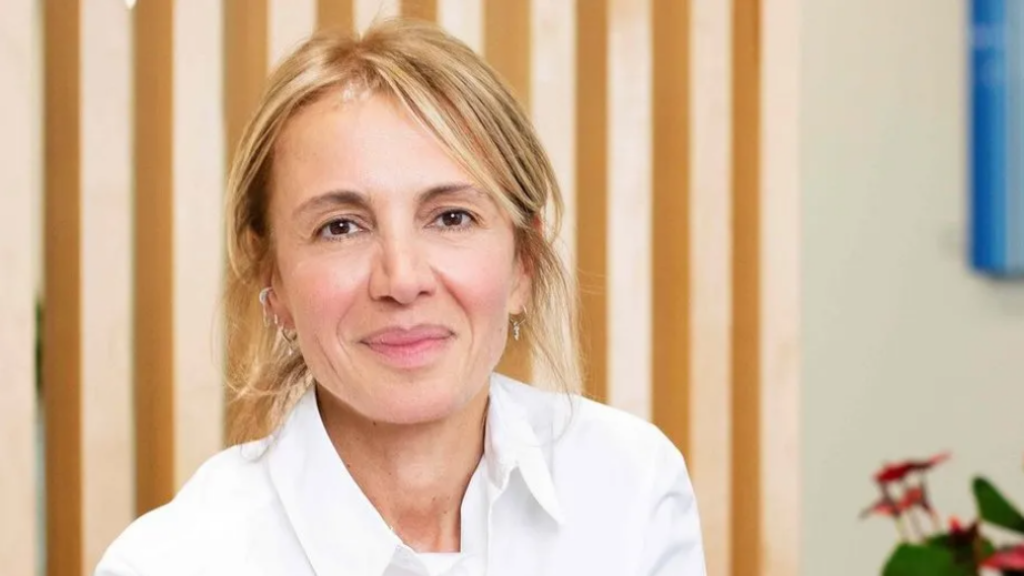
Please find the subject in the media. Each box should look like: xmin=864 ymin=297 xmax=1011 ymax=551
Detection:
xmin=330 ymin=221 xmax=348 ymax=235
xmin=444 ymin=212 xmax=461 ymax=226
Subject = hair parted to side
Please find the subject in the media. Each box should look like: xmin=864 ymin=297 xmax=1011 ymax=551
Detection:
xmin=225 ymin=18 xmax=582 ymax=443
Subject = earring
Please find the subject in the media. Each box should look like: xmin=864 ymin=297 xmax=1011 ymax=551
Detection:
xmin=510 ymin=312 xmax=526 ymax=341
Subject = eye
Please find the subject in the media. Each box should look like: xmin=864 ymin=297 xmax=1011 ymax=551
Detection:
xmin=318 ymin=218 xmax=364 ymax=239
xmin=433 ymin=209 xmax=475 ymax=229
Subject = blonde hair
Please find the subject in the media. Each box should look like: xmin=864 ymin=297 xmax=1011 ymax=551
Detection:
xmin=225 ymin=18 xmax=581 ymax=443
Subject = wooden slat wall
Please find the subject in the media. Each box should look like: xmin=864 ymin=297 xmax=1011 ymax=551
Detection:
xmin=134 ymin=0 xmax=176 ymax=516
xmin=269 ymin=0 xmax=317 ymax=69
xmin=79 ymin=3 xmax=135 ymax=571
xmin=759 ymin=0 xmax=801 ymax=573
xmin=356 ymin=0 xmax=400 ymax=32
xmin=576 ymin=0 xmax=610 ymax=404
xmin=171 ymin=0 xmax=228 ymax=496
xmin=437 ymin=0 xmax=483 ymax=53
xmin=608 ymin=0 xmax=654 ymax=420
xmin=402 ymin=0 xmax=438 ymax=22
xmin=687 ymin=1 xmax=735 ymax=573
xmin=134 ymin=0 xmax=229 ymax=514
xmin=0 ymin=0 xmax=38 ymax=574
xmin=10 ymin=1 xmax=802 ymax=573
xmin=44 ymin=2 xmax=135 ymax=575
xmin=531 ymin=0 xmax=577 ymax=296
xmin=731 ymin=0 xmax=763 ymax=573
xmin=318 ymin=0 xmax=355 ymax=33
xmin=42 ymin=4 xmax=83 ymax=574
xmin=652 ymin=0 xmax=691 ymax=449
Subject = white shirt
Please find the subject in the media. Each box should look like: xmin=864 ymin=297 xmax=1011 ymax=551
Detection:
xmin=95 ymin=374 xmax=707 ymax=576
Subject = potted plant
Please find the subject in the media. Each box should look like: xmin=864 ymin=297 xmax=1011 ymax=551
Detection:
xmin=861 ymin=452 xmax=1024 ymax=575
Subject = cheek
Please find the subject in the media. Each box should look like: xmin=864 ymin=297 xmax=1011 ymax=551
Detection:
xmin=285 ymin=252 xmax=368 ymax=332
xmin=435 ymin=244 xmax=517 ymax=327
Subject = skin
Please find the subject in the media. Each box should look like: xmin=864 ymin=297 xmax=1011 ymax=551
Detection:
xmin=264 ymin=90 xmax=530 ymax=552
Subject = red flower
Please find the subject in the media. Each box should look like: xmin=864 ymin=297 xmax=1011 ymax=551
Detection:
xmin=874 ymin=452 xmax=951 ymax=484
xmin=899 ymin=486 xmax=926 ymax=511
xmin=982 ymin=544 xmax=1024 ymax=570
xmin=860 ymin=495 xmax=902 ymax=519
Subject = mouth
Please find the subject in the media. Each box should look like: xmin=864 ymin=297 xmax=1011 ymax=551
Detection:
xmin=359 ymin=324 xmax=454 ymax=369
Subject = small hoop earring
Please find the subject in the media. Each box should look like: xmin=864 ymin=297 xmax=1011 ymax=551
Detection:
xmin=259 ymin=286 xmax=298 ymax=355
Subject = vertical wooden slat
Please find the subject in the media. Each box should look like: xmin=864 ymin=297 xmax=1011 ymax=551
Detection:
xmin=81 ymin=2 xmax=134 ymax=569
xmin=225 ymin=1 xmax=268 ymax=161
xmin=134 ymin=0 xmax=176 ymax=515
xmin=759 ymin=0 xmax=801 ymax=573
xmin=484 ymin=0 xmax=531 ymax=107
xmin=172 ymin=0 xmax=227 ymax=491
xmin=437 ymin=0 xmax=483 ymax=53
xmin=688 ymin=0 xmax=734 ymax=573
xmin=356 ymin=0 xmax=400 ymax=33
xmin=731 ymin=0 xmax=762 ymax=573
xmin=401 ymin=0 xmax=437 ymax=22
xmin=531 ymin=0 xmax=577 ymax=282
xmin=224 ymin=0 xmax=268 ymax=439
xmin=269 ymin=0 xmax=317 ymax=69
xmin=575 ymin=0 xmax=608 ymax=402
xmin=318 ymin=0 xmax=355 ymax=33
xmin=43 ymin=3 xmax=83 ymax=574
xmin=485 ymin=0 xmax=533 ymax=384
xmin=45 ymin=1 xmax=134 ymax=573
xmin=43 ymin=2 xmax=131 ymax=574
xmin=607 ymin=0 xmax=652 ymax=420
xmin=651 ymin=0 xmax=691 ymax=452
xmin=0 ymin=0 xmax=38 ymax=573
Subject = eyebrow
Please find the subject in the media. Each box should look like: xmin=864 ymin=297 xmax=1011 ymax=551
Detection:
xmin=291 ymin=182 xmax=485 ymax=220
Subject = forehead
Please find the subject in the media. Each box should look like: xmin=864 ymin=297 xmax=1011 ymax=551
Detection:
xmin=271 ymin=91 xmax=473 ymax=199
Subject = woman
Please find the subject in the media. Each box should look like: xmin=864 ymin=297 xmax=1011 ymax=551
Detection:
xmin=97 ymin=19 xmax=706 ymax=576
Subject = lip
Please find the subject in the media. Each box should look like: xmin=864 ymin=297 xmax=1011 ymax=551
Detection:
xmin=360 ymin=324 xmax=454 ymax=368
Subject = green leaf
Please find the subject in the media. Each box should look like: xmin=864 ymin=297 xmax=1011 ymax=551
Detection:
xmin=974 ymin=477 xmax=1024 ymax=535
xmin=883 ymin=544 xmax=976 ymax=576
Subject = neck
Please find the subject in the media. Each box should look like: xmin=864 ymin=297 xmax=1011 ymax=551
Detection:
xmin=317 ymin=384 xmax=488 ymax=553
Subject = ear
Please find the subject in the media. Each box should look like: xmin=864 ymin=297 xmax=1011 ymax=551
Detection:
xmin=509 ymin=215 xmax=542 ymax=315
xmin=509 ymin=251 xmax=533 ymax=316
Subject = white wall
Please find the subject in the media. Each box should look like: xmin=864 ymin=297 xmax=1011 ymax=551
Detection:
xmin=802 ymin=1 xmax=1024 ymax=575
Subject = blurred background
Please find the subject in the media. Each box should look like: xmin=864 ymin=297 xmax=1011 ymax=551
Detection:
xmin=1 ymin=1 xmax=1022 ymax=575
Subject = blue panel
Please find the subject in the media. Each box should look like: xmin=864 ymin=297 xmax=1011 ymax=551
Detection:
xmin=1009 ymin=0 xmax=1024 ymax=272
xmin=971 ymin=0 xmax=1009 ymax=274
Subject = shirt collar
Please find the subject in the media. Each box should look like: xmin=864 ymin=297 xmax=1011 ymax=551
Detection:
xmin=265 ymin=374 xmax=565 ymax=576
xmin=484 ymin=373 xmax=566 ymax=525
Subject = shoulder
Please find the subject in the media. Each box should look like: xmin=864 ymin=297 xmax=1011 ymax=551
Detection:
xmin=497 ymin=374 xmax=689 ymax=483
xmin=95 ymin=439 xmax=279 ymax=575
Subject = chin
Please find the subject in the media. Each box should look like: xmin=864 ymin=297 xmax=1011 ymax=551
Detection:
xmin=357 ymin=375 xmax=484 ymax=426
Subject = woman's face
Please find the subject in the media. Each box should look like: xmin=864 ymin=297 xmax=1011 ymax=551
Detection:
xmin=267 ymin=92 xmax=528 ymax=425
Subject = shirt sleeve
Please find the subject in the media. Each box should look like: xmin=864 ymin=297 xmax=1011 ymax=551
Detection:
xmin=636 ymin=434 xmax=708 ymax=576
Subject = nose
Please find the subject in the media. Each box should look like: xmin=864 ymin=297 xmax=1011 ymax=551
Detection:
xmin=368 ymin=229 xmax=436 ymax=305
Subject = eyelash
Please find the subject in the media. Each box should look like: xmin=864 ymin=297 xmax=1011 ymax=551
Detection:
xmin=315 ymin=209 xmax=477 ymax=241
